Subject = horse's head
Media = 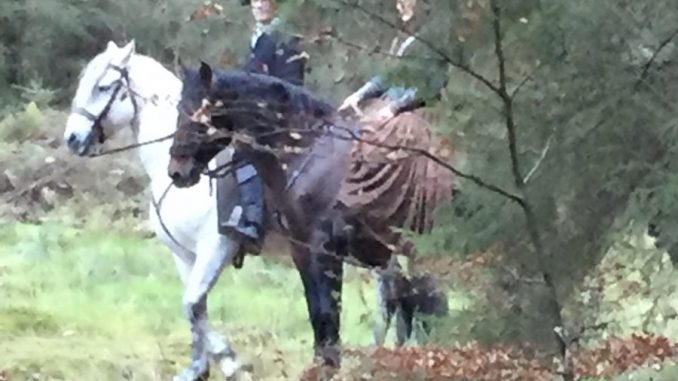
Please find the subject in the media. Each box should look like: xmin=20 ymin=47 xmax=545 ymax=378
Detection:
xmin=168 ymin=62 xmax=232 ymax=188
xmin=64 ymin=40 xmax=139 ymax=156
xmin=168 ymin=61 xmax=336 ymax=188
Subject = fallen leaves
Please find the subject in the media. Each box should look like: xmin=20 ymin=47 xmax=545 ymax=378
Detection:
xmin=574 ymin=333 xmax=676 ymax=379
xmin=343 ymin=344 xmax=551 ymax=381
xmin=300 ymin=333 xmax=678 ymax=381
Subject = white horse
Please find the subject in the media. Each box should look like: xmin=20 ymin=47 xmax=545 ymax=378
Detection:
xmin=63 ymin=40 xmax=249 ymax=381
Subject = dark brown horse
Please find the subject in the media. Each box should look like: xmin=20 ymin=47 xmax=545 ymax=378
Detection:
xmin=168 ymin=62 xmax=454 ymax=368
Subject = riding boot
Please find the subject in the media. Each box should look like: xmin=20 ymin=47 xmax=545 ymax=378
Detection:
xmin=218 ymin=152 xmax=265 ymax=255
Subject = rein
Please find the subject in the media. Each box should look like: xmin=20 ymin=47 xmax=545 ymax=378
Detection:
xmin=72 ymin=63 xmax=138 ymax=145
xmin=87 ymin=133 xmax=176 ymax=158
xmin=70 ymin=62 xmax=192 ymax=253
xmin=151 ymin=181 xmax=193 ymax=255
xmin=72 ymin=62 xmax=182 ymax=157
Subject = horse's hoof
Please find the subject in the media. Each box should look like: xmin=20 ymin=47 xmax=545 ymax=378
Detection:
xmin=315 ymin=345 xmax=341 ymax=369
xmin=216 ymin=355 xmax=254 ymax=381
xmin=173 ymin=365 xmax=210 ymax=381
xmin=226 ymin=369 xmax=254 ymax=381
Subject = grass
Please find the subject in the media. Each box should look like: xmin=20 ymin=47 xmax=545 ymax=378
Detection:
xmin=0 ymin=105 xmax=472 ymax=380
xmin=0 ymin=217 xmax=470 ymax=381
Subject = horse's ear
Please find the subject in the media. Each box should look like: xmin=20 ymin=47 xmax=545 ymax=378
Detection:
xmin=106 ymin=40 xmax=119 ymax=52
xmin=120 ymin=40 xmax=136 ymax=65
xmin=199 ymin=61 xmax=214 ymax=91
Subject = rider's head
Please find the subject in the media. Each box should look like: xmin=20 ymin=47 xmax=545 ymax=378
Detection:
xmin=396 ymin=0 xmax=417 ymax=24
xmin=248 ymin=0 xmax=278 ymax=24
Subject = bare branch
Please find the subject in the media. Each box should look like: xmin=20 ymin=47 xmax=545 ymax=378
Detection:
xmin=523 ymin=129 xmax=556 ymax=184
xmin=329 ymin=0 xmax=501 ymax=95
xmin=510 ymin=61 xmax=544 ymax=100
xmin=639 ymin=26 xmax=678 ymax=82
xmin=490 ymin=0 xmax=523 ymax=187
xmin=328 ymin=123 xmax=526 ymax=206
xmin=490 ymin=2 xmax=569 ymax=377
xmin=332 ymin=34 xmax=447 ymax=63
xmin=203 ymin=99 xmax=526 ymax=205
xmin=498 ymin=263 xmax=544 ymax=285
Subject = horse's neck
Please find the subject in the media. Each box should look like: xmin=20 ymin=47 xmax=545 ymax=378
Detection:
xmin=126 ymin=55 xmax=182 ymax=198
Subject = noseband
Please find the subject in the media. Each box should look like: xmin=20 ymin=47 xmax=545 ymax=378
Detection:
xmin=71 ymin=64 xmax=139 ymax=144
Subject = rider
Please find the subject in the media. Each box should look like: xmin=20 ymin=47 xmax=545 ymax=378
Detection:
xmin=241 ymin=0 xmax=307 ymax=85
xmin=218 ymin=0 xmax=307 ymax=256
xmin=338 ymin=0 xmax=448 ymax=118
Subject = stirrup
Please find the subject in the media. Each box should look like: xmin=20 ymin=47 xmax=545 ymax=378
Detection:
xmin=233 ymin=248 xmax=245 ymax=269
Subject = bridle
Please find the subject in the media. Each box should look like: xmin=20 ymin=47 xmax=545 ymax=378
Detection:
xmin=71 ymin=63 xmax=139 ymax=145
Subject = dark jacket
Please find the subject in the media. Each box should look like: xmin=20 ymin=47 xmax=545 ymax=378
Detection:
xmin=243 ymin=22 xmax=306 ymax=87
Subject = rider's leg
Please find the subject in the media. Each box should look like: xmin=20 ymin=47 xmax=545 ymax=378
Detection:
xmin=218 ymin=151 xmax=265 ymax=254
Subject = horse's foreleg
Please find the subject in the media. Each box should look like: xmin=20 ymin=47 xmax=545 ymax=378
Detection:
xmin=290 ymin=232 xmax=344 ymax=368
xmin=313 ymin=233 xmax=344 ymax=366
xmin=372 ymin=270 xmax=395 ymax=346
xmin=174 ymin=235 xmax=242 ymax=381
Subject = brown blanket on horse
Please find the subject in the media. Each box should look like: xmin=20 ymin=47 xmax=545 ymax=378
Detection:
xmin=337 ymin=98 xmax=456 ymax=255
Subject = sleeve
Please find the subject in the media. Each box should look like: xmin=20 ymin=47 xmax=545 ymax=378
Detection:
xmin=243 ymin=20 xmax=308 ymax=87
xmin=382 ymin=49 xmax=448 ymax=104
xmin=350 ymin=42 xmax=448 ymax=110
xmin=243 ymin=33 xmax=277 ymax=75
xmin=272 ymin=35 xmax=307 ymax=86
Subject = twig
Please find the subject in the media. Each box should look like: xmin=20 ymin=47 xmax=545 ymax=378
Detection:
xmin=490 ymin=0 xmax=522 ymax=187
xmin=523 ymin=129 xmax=556 ymax=184
xmin=498 ymin=263 xmax=544 ymax=285
xmin=638 ymin=27 xmax=678 ymax=82
xmin=510 ymin=61 xmax=544 ymax=100
xmin=89 ymin=133 xmax=176 ymax=157
xmin=332 ymin=34 xmax=445 ymax=63
xmin=327 ymin=124 xmax=525 ymax=206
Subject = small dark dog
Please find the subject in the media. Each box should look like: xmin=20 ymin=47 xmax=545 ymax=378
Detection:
xmin=373 ymin=257 xmax=449 ymax=346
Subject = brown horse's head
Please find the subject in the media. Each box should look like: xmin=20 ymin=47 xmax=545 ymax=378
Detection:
xmin=168 ymin=62 xmax=232 ymax=188
xmin=169 ymin=61 xmax=338 ymax=189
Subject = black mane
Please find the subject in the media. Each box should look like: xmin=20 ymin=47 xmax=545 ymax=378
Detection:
xmin=181 ymin=67 xmax=335 ymax=121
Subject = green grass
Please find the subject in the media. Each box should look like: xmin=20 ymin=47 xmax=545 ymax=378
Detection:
xmin=0 ymin=219 xmax=473 ymax=380
xmin=0 ymin=220 xmax=375 ymax=380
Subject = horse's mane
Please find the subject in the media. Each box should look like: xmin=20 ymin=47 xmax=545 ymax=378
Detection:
xmin=184 ymin=68 xmax=336 ymax=121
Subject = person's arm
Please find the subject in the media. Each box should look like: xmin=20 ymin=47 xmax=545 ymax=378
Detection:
xmin=243 ymin=33 xmax=277 ymax=75
xmin=338 ymin=74 xmax=389 ymax=112
xmin=274 ymin=35 xmax=307 ymax=86
xmin=356 ymin=75 xmax=388 ymax=101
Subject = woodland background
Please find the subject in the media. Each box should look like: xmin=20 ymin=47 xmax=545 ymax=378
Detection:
xmin=2 ymin=0 xmax=678 ymax=380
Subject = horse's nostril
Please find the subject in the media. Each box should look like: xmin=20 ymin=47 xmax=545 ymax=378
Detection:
xmin=169 ymin=171 xmax=181 ymax=181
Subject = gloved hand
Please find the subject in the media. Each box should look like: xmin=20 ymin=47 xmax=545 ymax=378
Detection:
xmin=375 ymin=104 xmax=396 ymax=120
xmin=338 ymin=91 xmax=364 ymax=116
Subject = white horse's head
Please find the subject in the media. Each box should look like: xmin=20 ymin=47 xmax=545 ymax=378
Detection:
xmin=64 ymin=40 xmax=139 ymax=156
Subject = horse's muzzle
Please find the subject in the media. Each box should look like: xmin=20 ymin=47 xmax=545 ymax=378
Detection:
xmin=65 ymin=132 xmax=94 ymax=157
xmin=168 ymin=156 xmax=201 ymax=188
